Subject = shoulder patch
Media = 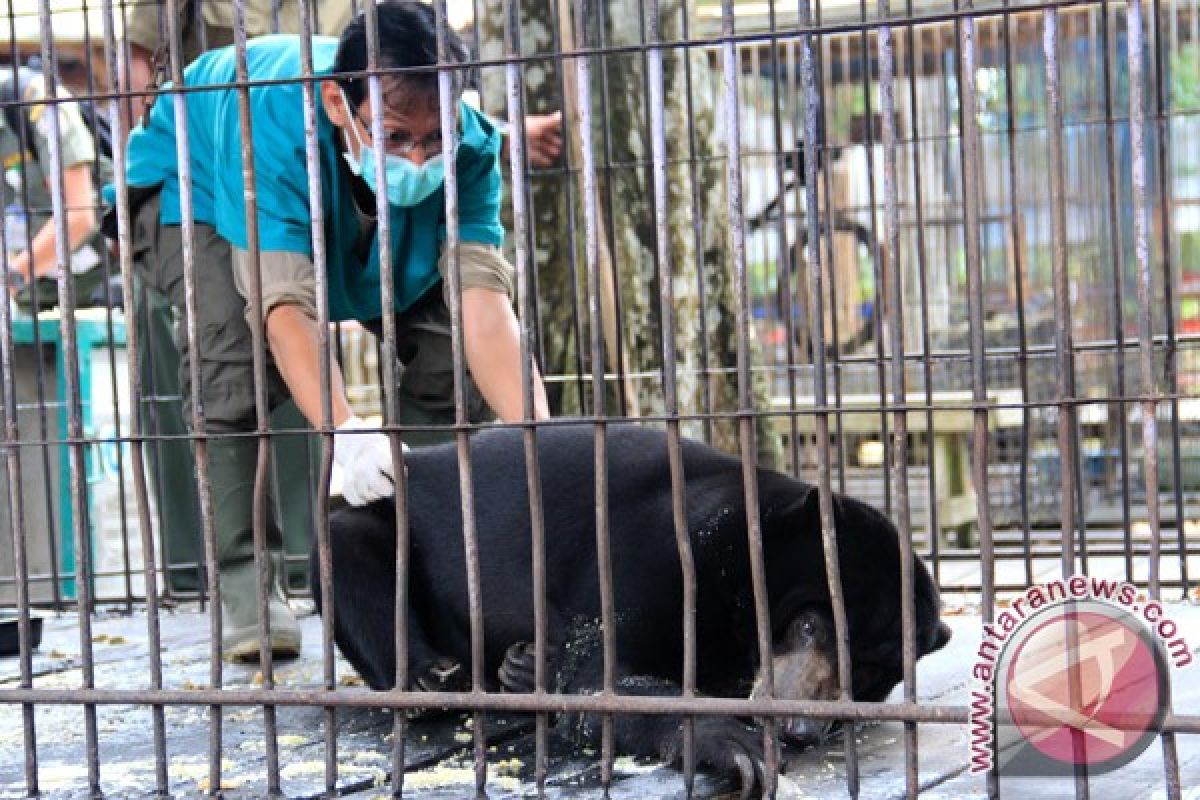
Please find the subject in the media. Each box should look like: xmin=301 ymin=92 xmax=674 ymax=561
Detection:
xmin=3 ymin=152 xmax=31 ymax=169
xmin=20 ymin=73 xmax=46 ymax=103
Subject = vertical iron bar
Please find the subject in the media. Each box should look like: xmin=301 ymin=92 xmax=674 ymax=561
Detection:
xmin=1000 ymin=0 xmax=1034 ymax=589
xmin=904 ymin=6 xmax=940 ymax=580
xmin=787 ymin=37 xmax=805 ymax=475
xmin=432 ymin=1 xmax=488 ymax=794
xmin=720 ymin=4 xmax=780 ymax=789
xmin=352 ymin=0 xmax=412 ymax=790
xmin=589 ymin=0 xmax=633 ymax=416
xmin=0 ymin=225 xmax=36 ymax=787
xmin=1128 ymin=0 xmax=1181 ymax=795
xmin=1061 ymin=13 xmax=1089 ymax=582
xmin=35 ymin=0 xmax=99 ymax=789
xmin=571 ymin=0 xmax=618 ymax=786
xmin=1130 ymin=0 xmax=1162 ymax=606
xmin=158 ymin=0 xmax=225 ymax=788
xmin=857 ymin=0 xmax=893 ymax=520
xmin=78 ymin=0 xmax=137 ymax=610
xmin=750 ymin=45 xmax=768 ymax=365
xmin=192 ymin=0 xmax=207 ymax=52
xmin=1045 ymin=12 xmax=1079 ymax=583
xmin=0 ymin=270 xmax=36 ymax=789
xmin=956 ymin=6 xmax=997 ymax=797
xmin=1153 ymin=0 xmax=1190 ymax=598
xmin=1065 ymin=11 xmax=1092 ymax=584
xmin=292 ymin=0 xmax=339 ymax=791
xmin=798 ymin=1 xmax=860 ymax=796
xmin=878 ymin=1 xmax=918 ymax=796
xmin=1045 ymin=16 xmax=1092 ymax=795
xmin=767 ymin=0 xmax=802 ymax=476
xmin=0 ymin=45 xmax=36 ymax=797
xmin=501 ymin=3 xmax=551 ymax=794
xmin=749 ymin=46 xmax=765 ymax=358
xmin=679 ymin=2 xmax=715 ymax=446
xmin=229 ymin=3 xmax=282 ymax=791
xmin=816 ymin=23 xmax=849 ymax=495
xmin=98 ymin=0 xmax=171 ymax=784
xmin=645 ymin=0 xmax=698 ymax=792
xmin=1098 ymin=0 xmax=1135 ymax=588
xmin=543 ymin=0 xmax=589 ymax=413
xmin=7 ymin=0 xmax=62 ymax=612
xmin=941 ymin=20 xmax=957 ymax=345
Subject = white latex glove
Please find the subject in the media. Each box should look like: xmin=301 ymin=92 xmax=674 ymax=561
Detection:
xmin=332 ymin=416 xmax=408 ymax=506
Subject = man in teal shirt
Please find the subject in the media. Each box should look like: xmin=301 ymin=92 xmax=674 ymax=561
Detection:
xmin=117 ymin=0 xmax=549 ymax=661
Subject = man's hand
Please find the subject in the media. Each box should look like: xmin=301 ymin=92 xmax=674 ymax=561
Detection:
xmin=8 ymin=162 xmax=96 ymax=284
xmin=524 ymin=111 xmax=562 ymax=169
xmin=332 ymin=416 xmax=407 ymax=506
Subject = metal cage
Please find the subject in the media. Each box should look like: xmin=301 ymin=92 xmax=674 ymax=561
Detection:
xmin=0 ymin=0 xmax=1197 ymax=796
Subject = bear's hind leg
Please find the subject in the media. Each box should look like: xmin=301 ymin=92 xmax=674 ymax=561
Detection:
xmin=556 ymin=653 xmax=773 ymax=799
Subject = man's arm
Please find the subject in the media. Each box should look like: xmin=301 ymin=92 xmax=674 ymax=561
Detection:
xmin=462 ymin=286 xmax=549 ymax=422
xmin=231 ymin=248 xmax=354 ymax=428
xmin=9 ymin=74 xmax=98 ymax=283
xmin=266 ymin=301 xmax=399 ymax=507
xmin=10 ymin=163 xmax=96 ymax=281
xmin=234 ymin=248 xmax=397 ymax=506
xmin=264 ymin=302 xmax=354 ymax=428
xmin=450 ymin=115 xmax=551 ymax=420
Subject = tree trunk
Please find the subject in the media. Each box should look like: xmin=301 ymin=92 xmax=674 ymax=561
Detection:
xmin=476 ymin=0 xmax=780 ymax=465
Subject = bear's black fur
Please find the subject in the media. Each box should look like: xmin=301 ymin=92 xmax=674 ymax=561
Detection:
xmin=314 ymin=424 xmax=949 ymax=793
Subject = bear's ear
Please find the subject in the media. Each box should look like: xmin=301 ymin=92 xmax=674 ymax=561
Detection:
xmin=762 ymin=483 xmax=820 ymax=533
xmin=931 ymin=620 xmax=952 ymax=653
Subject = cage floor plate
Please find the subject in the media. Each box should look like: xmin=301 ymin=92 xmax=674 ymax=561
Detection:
xmin=1 ymin=603 xmax=1198 ymax=799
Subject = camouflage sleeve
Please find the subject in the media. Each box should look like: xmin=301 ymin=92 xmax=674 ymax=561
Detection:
xmin=26 ymin=77 xmax=95 ymax=170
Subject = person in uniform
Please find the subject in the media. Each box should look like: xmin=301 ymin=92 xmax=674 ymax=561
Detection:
xmin=111 ymin=0 xmax=550 ymax=661
xmin=120 ymin=0 xmax=329 ymax=600
xmin=118 ymin=0 xmax=561 ymax=599
xmin=120 ymin=1 xmax=563 ymax=165
xmin=1 ymin=65 xmax=105 ymax=311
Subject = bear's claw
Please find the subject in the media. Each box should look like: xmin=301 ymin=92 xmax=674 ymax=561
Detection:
xmin=733 ymin=752 xmax=758 ymax=800
xmin=413 ymin=656 xmax=468 ymax=693
xmin=679 ymin=717 xmax=773 ymax=799
xmin=498 ymin=641 xmax=558 ymax=692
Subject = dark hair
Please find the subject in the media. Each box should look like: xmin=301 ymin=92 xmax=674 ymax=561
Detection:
xmin=334 ymin=0 xmax=470 ymax=111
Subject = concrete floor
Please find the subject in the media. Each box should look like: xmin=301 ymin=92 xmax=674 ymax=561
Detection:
xmin=1 ymin=599 xmax=1197 ymax=799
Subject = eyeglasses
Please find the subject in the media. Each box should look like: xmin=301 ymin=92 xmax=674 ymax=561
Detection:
xmin=350 ymin=107 xmax=446 ymax=159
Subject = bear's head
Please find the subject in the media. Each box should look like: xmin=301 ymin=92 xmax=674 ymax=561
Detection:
xmin=751 ymin=486 xmax=953 ymax=746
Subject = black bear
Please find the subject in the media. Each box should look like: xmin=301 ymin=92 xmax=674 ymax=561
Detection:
xmin=314 ymin=424 xmax=950 ymax=794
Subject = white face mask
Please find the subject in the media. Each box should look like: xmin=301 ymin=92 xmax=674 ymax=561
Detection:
xmin=338 ymin=88 xmax=445 ymax=208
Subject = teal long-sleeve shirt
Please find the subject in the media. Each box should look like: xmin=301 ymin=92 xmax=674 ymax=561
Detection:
xmin=120 ymin=34 xmax=504 ymax=322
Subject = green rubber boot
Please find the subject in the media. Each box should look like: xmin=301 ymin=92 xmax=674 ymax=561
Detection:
xmin=208 ymin=437 xmax=302 ymax=662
